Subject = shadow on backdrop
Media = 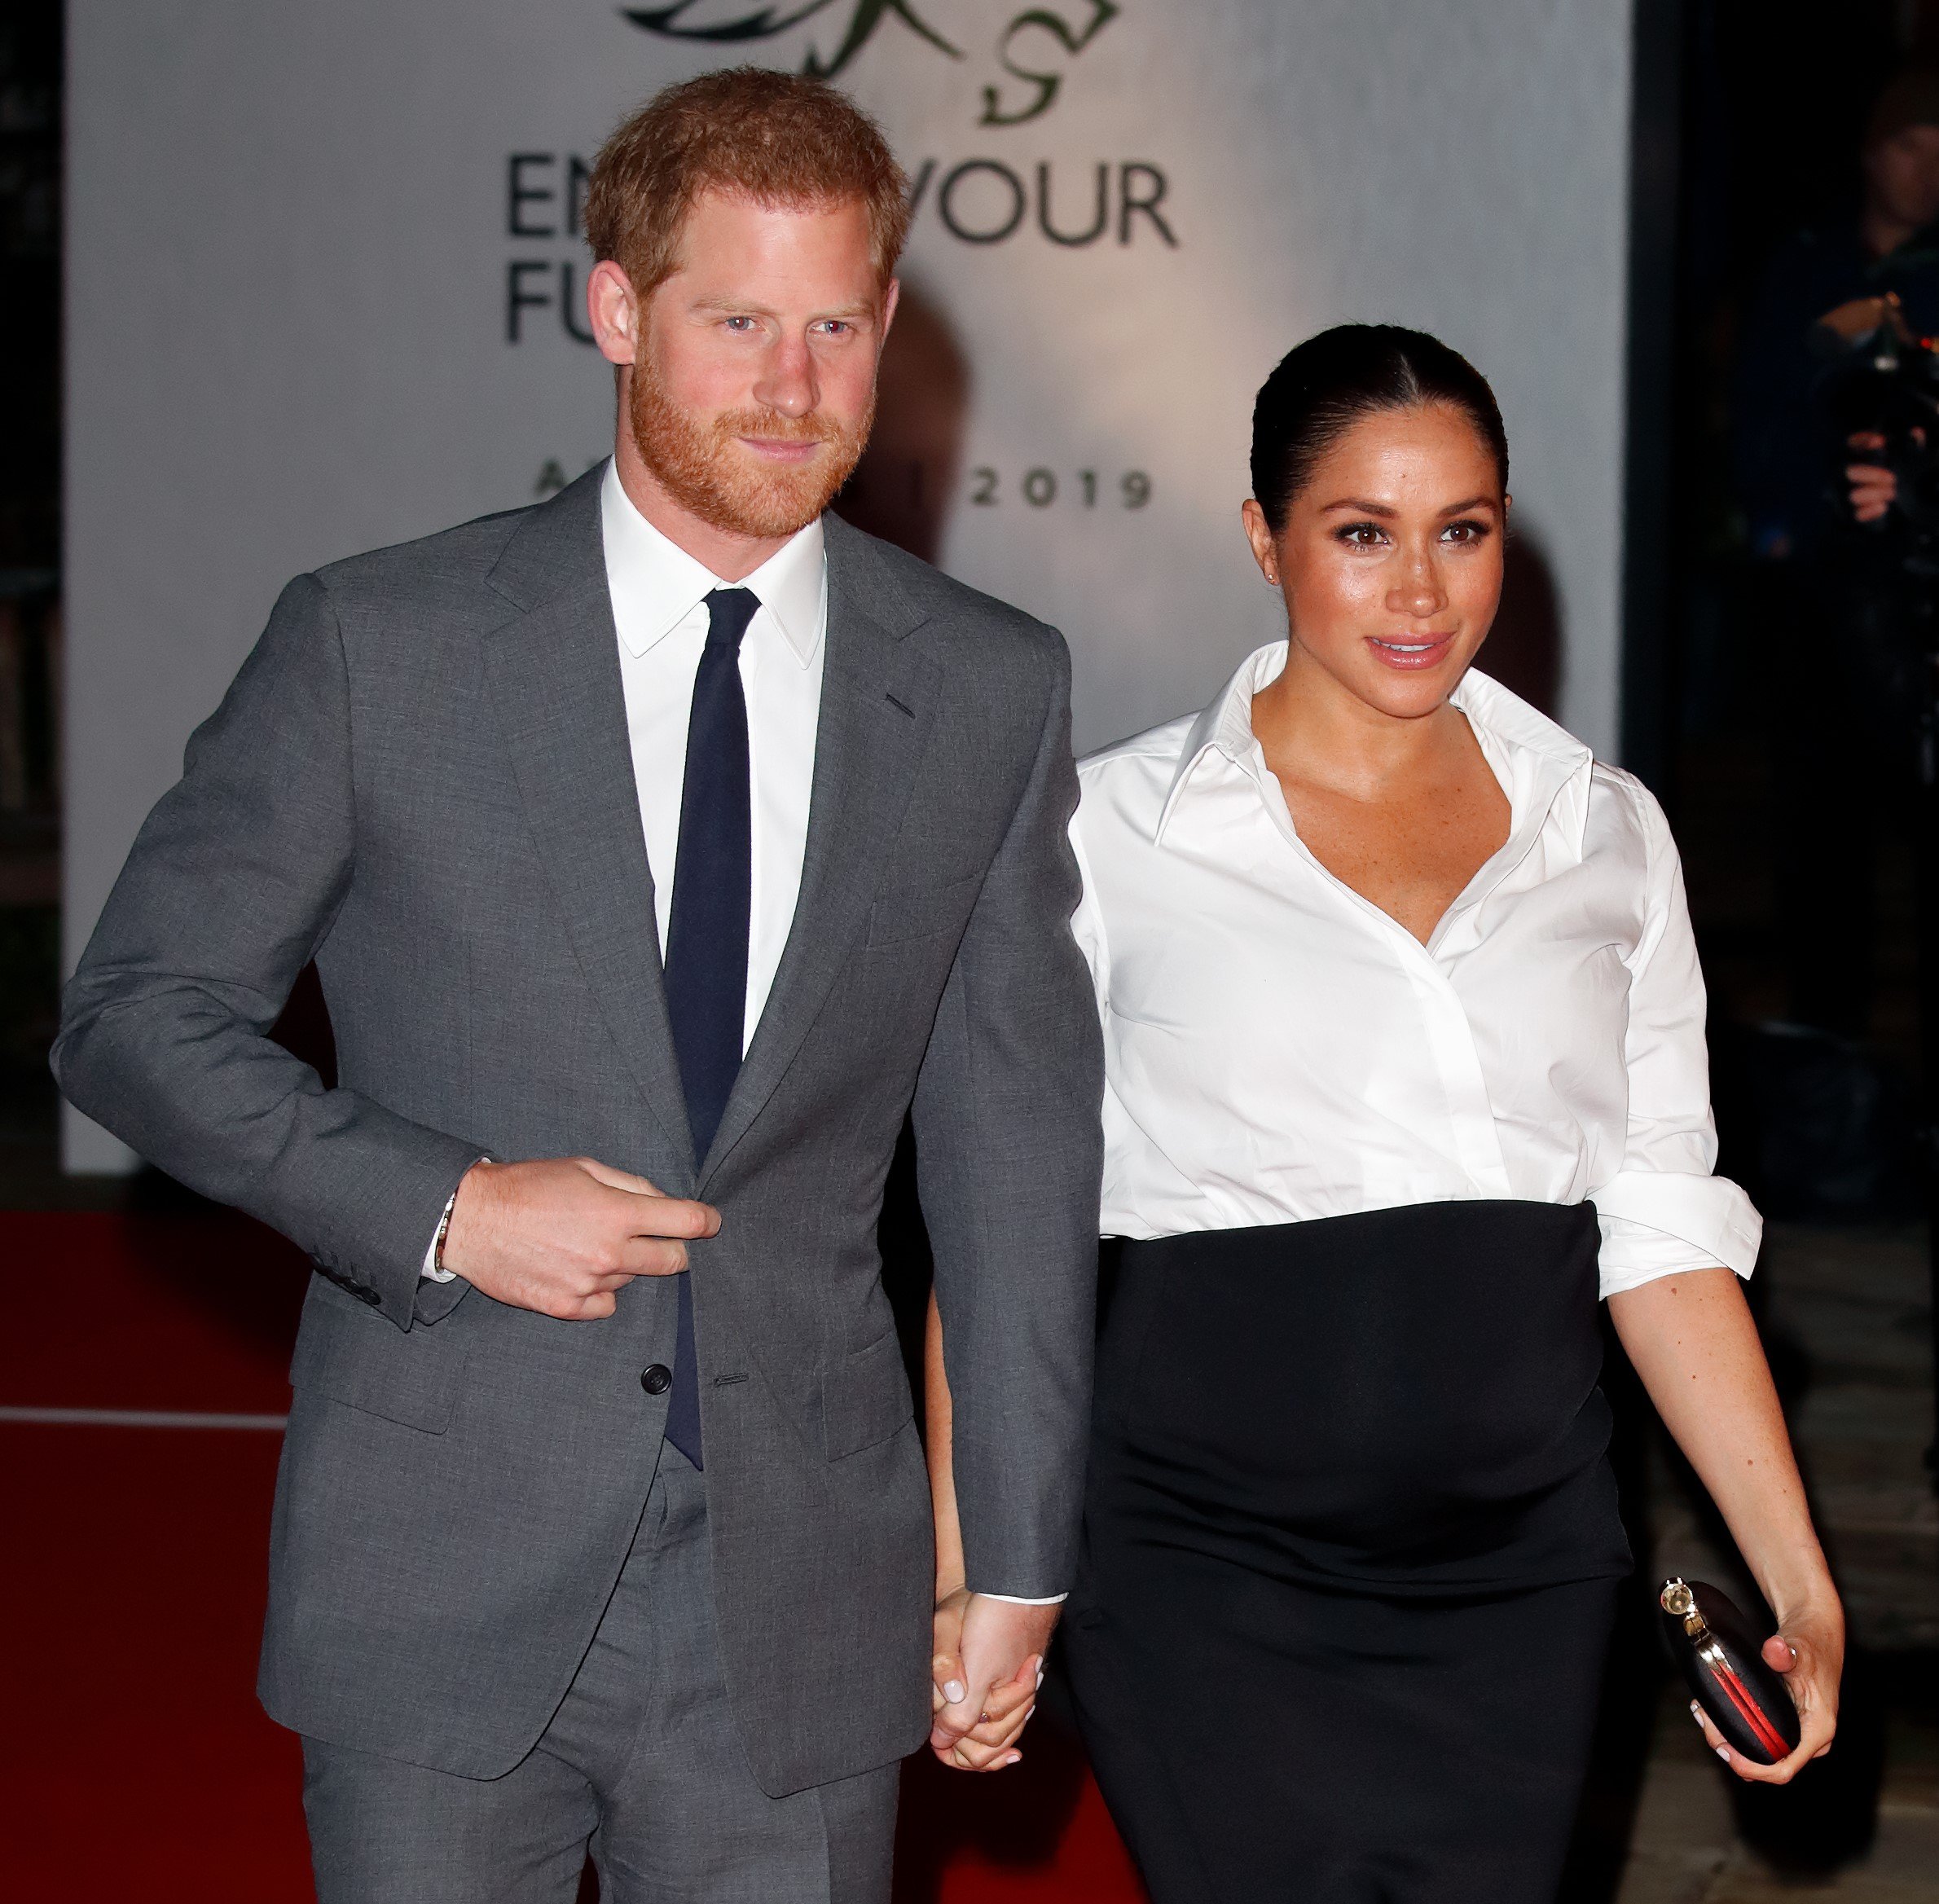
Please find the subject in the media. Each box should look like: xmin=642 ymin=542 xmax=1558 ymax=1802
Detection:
xmin=1486 ymin=528 xmax=1563 ymax=718
xmin=833 ymin=283 xmax=971 ymax=566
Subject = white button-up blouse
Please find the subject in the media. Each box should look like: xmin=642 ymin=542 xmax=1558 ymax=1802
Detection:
xmin=1070 ymin=644 xmax=1762 ymax=1299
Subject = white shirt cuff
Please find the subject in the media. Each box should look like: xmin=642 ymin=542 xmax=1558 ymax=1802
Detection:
xmin=1594 ymin=1170 xmax=1762 ymax=1298
xmin=420 ymin=1178 xmax=473 ymax=1282
xmin=974 ymin=1591 xmax=1068 ymax=1605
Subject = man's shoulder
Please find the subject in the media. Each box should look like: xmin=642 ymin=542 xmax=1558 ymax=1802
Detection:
xmin=308 ymin=464 xmax=613 ymax=621
xmin=824 ymin=513 xmax=1062 ymax=671
xmin=307 ymin=498 xmax=541 ymax=612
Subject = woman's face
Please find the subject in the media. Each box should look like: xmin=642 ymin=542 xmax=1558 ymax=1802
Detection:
xmin=1243 ymin=402 xmax=1506 ymax=722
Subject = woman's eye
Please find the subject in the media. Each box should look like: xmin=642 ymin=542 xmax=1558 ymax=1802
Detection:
xmin=1442 ymin=519 xmax=1490 ymax=544
xmin=1336 ymin=523 xmax=1387 ymax=548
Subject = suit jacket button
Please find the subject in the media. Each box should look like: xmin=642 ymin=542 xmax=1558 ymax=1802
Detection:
xmin=357 ymin=1286 xmax=383 ymax=1308
xmin=640 ymin=1364 xmax=672 ymax=1396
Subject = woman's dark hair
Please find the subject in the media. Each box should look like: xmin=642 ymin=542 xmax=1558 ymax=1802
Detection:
xmin=1250 ymin=324 xmax=1509 ymax=533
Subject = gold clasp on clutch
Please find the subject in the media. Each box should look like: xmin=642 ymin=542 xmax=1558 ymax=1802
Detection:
xmin=1660 ymin=1576 xmax=1709 ymax=1641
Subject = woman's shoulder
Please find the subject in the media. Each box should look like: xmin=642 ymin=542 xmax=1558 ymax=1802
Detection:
xmin=1076 ymin=711 xmax=1200 ymax=811
xmin=1456 ymin=670 xmax=1676 ymax=868
xmin=1069 ymin=712 xmax=1202 ymax=875
xmin=1586 ymin=756 xmax=1673 ymax=842
xmin=1576 ymin=758 xmax=1688 ymax=910
xmin=1079 ymin=710 xmax=1198 ymax=781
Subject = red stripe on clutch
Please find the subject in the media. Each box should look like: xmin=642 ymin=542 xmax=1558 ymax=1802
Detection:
xmin=1712 ymin=1662 xmax=1792 ymax=1761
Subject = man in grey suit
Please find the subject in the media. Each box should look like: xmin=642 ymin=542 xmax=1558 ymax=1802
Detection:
xmin=54 ymin=68 xmax=1101 ymax=1902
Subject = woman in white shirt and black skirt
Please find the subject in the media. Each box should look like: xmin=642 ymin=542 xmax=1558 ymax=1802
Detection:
xmin=924 ymin=324 xmax=1844 ymax=1902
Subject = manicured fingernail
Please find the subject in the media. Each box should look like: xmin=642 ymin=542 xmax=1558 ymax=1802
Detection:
xmin=1716 ymin=1746 xmax=1731 ymax=1763
xmin=943 ymin=1680 xmax=965 ymax=1703
xmin=1690 ymin=1700 xmax=1704 ymax=1724
xmin=1004 ymin=1752 xmax=1021 ymax=1766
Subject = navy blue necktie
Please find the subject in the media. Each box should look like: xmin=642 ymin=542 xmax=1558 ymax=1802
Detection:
xmin=662 ymin=586 xmax=760 ymax=1469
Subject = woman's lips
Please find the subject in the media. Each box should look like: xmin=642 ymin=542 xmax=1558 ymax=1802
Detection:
xmin=1365 ymin=632 xmax=1456 ymax=671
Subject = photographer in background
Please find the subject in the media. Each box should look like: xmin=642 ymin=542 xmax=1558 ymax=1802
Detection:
xmin=1733 ymin=70 xmax=1939 ymax=1036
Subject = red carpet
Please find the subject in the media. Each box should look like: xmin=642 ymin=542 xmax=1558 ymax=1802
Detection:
xmin=0 ymin=1210 xmax=1145 ymax=1900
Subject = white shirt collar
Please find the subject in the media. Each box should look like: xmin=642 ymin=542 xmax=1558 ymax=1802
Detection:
xmin=599 ymin=459 xmax=826 ymax=666
xmin=1154 ymin=641 xmax=1593 ymax=847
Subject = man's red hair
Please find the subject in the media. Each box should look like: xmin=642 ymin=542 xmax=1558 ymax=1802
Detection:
xmin=584 ymin=67 xmax=909 ymax=296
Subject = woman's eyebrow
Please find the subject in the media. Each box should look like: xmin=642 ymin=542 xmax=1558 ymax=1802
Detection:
xmin=1317 ymin=495 xmax=1499 ymax=517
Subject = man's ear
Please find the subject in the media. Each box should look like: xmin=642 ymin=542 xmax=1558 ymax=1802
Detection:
xmin=587 ymin=260 xmax=640 ymax=368
xmin=879 ymin=276 xmax=901 ymax=345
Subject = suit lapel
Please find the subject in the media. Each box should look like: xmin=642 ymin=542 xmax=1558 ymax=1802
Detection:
xmin=480 ymin=468 xmax=696 ymax=1181
xmin=699 ymin=517 xmax=936 ymax=1189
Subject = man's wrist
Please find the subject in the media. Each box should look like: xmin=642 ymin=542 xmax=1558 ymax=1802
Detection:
xmin=420 ymin=1155 xmax=491 ymax=1282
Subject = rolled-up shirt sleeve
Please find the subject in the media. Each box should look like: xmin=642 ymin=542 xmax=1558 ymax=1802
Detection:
xmin=1593 ymin=781 xmax=1762 ymax=1299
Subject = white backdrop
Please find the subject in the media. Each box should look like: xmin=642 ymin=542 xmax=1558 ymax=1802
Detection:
xmin=64 ymin=0 xmax=1638 ymax=1169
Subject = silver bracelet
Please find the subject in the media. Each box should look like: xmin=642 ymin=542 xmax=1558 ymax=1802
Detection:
xmin=433 ymin=1156 xmax=492 ymax=1278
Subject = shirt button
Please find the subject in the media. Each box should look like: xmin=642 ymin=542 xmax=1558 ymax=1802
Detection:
xmin=640 ymin=1365 xmax=672 ymax=1396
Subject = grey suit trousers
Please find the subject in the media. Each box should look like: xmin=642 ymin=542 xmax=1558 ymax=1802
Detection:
xmin=301 ymin=1447 xmax=899 ymax=1904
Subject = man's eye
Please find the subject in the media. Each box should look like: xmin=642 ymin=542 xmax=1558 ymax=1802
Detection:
xmin=723 ymin=315 xmax=757 ymax=333
xmin=816 ymin=319 xmax=853 ymax=337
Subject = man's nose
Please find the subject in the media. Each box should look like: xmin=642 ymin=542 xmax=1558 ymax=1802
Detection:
xmin=753 ymin=336 xmax=819 ymax=419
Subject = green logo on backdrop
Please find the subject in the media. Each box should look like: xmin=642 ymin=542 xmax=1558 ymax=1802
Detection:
xmin=621 ymin=1 xmax=1119 ymax=125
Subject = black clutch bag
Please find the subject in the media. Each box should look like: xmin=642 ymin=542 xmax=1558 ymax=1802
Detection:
xmin=1659 ymin=1577 xmax=1801 ymax=1765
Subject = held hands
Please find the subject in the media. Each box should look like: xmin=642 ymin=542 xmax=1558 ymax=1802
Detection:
xmin=440 ymin=1157 xmax=719 ymax=1320
xmin=1688 ymin=1598 xmax=1844 ymax=1784
xmin=930 ymin=1589 xmax=1058 ymax=1772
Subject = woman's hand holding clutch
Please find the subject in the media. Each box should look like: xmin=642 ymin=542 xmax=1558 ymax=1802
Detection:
xmin=1686 ymin=1598 xmax=1844 ymax=1784
xmin=1611 ymin=1266 xmax=1844 ymax=1786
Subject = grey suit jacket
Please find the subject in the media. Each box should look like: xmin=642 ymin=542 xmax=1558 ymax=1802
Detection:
xmin=53 ymin=467 xmax=1104 ymax=1795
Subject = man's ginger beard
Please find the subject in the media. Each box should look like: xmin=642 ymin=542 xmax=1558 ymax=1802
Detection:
xmin=627 ymin=351 xmax=873 ymax=540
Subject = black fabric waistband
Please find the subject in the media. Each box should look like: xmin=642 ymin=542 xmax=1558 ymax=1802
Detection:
xmin=1089 ymin=1200 xmax=1629 ymax=1596
xmin=1115 ymin=1196 xmax=1598 ymax=1276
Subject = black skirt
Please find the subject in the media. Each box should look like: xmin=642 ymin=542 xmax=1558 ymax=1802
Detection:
xmin=1062 ymin=1200 xmax=1633 ymax=1904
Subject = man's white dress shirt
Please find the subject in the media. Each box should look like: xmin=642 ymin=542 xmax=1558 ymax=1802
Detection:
xmin=600 ymin=461 xmax=828 ymax=1033
xmin=432 ymin=464 xmax=1055 ymax=1602
xmin=422 ymin=466 xmax=823 ymax=1279
xmin=1071 ymin=643 xmax=1762 ymax=1299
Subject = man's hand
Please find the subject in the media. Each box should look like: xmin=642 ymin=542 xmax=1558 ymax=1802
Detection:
xmin=1847 ymin=429 xmax=1901 ymax=522
xmin=929 ymin=1592 xmax=1058 ymax=1770
xmin=440 ymin=1157 xmax=719 ymax=1320
xmin=1818 ymin=293 xmax=1899 ymax=345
